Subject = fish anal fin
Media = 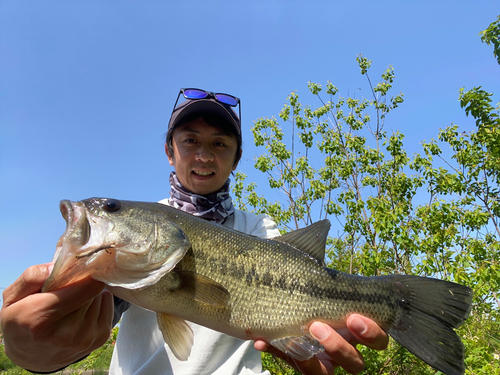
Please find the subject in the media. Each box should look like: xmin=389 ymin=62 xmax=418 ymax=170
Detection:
xmin=156 ymin=313 xmax=193 ymax=361
xmin=270 ymin=335 xmax=325 ymax=361
xmin=273 ymin=220 xmax=330 ymax=264
xmin=176 ymin=270 xmax=230 ymax=307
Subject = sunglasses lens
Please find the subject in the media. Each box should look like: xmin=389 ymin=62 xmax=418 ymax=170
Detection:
xmin=181 ymin=89 xmax=239 ymax=108
xmin=215 ymin=94 xmax=239 ymax=106
xmin=183 ymin=89 xmax=209 ymax=99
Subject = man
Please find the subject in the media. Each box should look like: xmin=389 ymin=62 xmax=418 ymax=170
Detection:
xmin=0 ymin=88 xmax=388 ymax=374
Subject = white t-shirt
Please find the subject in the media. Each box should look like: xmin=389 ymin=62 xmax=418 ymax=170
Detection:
xmin=109 ymin=208 xmax=280 ymax=375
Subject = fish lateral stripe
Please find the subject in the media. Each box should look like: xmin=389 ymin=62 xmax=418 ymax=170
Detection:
xmin=200 ymin=252 xmax=401 ymax=319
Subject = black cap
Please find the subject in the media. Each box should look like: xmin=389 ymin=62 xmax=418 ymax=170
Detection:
xmin=168 ymin=97 xmax=241 ymax=135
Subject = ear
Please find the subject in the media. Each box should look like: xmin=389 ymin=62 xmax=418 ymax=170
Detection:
xmin=232 ymin=149 xmax=243 ymax=171
xmin=165 ymin=143 xmax=175 ymax=166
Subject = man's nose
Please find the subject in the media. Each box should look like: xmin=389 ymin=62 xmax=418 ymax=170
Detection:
xmin=195 ymin=144 xmax=214 ymax=162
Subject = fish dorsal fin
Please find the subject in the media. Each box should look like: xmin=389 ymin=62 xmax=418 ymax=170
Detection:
xmin=175 ymin=270 xmax=230 ymax=307
xmin=273 ymin=220 xmax=331 ymax=264
xmin=157 ymin=313 xmax=193 ymax=361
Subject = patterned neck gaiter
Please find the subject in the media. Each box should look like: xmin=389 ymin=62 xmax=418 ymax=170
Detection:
xmin=166 ymin=172 xmax=235 ymax=224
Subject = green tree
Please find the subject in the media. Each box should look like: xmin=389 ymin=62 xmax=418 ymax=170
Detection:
xmin=234 ymin=17 xmax=500 ymax=374
xmin=480 ymin=15 xmax=500 ymax=65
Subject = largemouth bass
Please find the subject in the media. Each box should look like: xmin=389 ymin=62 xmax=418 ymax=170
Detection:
xmin=43 ymin=198 xmax=472 ymax=375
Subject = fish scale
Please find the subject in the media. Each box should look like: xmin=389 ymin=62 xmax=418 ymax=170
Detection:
xmin=143 ymin=209 xmax=401 ymax=336
xmin=44 ymin=198 xmax=473 ymax=375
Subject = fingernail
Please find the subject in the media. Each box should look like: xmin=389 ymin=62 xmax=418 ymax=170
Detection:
xmin=350 ymin=317 xmax=367 ymax=335
xmin=310 ymin=322 xmax=330 ymax=341
xmin=47 ymin=262 xmax=55 ymax=275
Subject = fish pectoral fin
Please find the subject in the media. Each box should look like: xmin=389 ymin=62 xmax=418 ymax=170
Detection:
xmin=156 ymin=313 xmax=193 ymax=361
xmin=270 ymin=335 xmax=325 ymax=361
xmin=175 ymin=270 xmax=230 ymax=307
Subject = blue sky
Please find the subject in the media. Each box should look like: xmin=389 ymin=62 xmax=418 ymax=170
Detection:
xmin=1 ymin=1 xmax=499 ymax=295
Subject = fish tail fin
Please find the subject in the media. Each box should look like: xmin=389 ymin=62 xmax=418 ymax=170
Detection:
xmin=385 ymin=275 xmax=472 ymax=375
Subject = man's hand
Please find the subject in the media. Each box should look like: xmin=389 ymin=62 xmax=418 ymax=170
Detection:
xmin=0 ymin=263 xmax=114 ymax=373
xmin=254 ymin=315 xmax=389 ymax=375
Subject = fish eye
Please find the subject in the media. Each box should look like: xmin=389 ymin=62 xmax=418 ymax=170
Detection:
xmin=103 ymin=199 xmax=122 ymax=213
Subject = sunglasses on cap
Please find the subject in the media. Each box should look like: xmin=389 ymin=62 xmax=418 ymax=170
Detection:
xmin=172 ymin=88 xmax=241 ymax=120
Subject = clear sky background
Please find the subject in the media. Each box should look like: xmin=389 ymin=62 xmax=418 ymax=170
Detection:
xmin=1 ymin=1 xmax=499 ymax=296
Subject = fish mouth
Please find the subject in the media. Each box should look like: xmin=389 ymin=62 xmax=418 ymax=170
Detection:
xmin=60 ymin=200 xmax=117 ymax=258
xmin=42 ymin=200 xmax=114 ymax=292
xmin=59 ymin=200 xmax=91 ymax=246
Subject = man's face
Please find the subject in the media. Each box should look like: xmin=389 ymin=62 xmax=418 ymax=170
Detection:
xmin=165 ymin=117 xmax=240 ymax=196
